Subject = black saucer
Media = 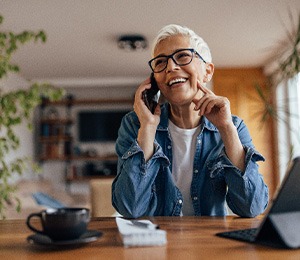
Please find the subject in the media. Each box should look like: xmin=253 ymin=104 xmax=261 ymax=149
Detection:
xmin=27 ymin=230 xmax=102 ymax=246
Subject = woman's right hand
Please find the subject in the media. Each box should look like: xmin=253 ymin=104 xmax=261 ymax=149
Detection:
xmin=134 ymin=77 xmax=161 ymax=128
xmin=134 ymin=77 xmax=161 ymax=161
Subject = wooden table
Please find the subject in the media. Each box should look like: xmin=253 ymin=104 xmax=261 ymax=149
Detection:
xmin=0 ymin=216 xmax=299 ymax=259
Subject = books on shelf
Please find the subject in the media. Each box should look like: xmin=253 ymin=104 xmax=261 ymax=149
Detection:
xmin=40 ymin=141 xmax=68 ymax=159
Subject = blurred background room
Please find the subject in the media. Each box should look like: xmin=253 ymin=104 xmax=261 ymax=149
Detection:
xmin=0 ymin=0 xmax=299 ymax=219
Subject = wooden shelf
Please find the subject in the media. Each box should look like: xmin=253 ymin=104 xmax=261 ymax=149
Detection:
xmin=66 ymin=175 xmax=116 ymax=182
xmin=40 ymin=118 xmax=73 ymax=124
xmin=39 ymin=136 xmax=72 ymax=142
xmin=39 ymin=154 xmax=117 ymax=162
xmin=39 ymin=155 xmax=71 ymax=161
xmin=70 ymin=155 xmax=118 ymax=161
xmin=42 ymin=98 xmax=133 ymax=106
xmin=38 ymin=97 xmax=121 ymax=183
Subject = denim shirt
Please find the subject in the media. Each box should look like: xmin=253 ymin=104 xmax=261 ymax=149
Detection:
xmin=112 ymin=103 xmax=269 ymax=218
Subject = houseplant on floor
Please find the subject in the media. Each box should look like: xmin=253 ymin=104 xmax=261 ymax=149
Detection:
xmin=0 ymin=15 xmax=64 ymax=219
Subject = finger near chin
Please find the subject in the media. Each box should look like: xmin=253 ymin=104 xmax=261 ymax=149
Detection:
xmin=197 ymin=82 xmax=206 ymax=92
xmin=197 ymin=82 xmax=215 ymax=96
xmin=192 ymin=99 xmax=199 ymax=110
xmin=201 ymin=100 xmax=216 ymax=115
xmin=197 ymin=80 xmax=208 ymax=90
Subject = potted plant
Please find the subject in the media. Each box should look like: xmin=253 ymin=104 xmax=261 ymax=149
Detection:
xmin=252 ymin=11 xmax=300 ymax=173
xmin=255 ymin=11 xmax=300 ymax=123
xmin=0 ymin=15 xmax=64 ymax=218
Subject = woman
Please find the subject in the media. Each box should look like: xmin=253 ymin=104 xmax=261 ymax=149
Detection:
xmin=112 ymin=24 xmax=269 ymax=218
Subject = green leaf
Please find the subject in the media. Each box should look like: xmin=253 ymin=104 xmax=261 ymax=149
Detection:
xmin=0 ymin=15 xmax=64 ymax=218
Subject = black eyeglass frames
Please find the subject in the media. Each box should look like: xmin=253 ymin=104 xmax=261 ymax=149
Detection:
xmin=148 ymin=48 xmax=206 ymax=73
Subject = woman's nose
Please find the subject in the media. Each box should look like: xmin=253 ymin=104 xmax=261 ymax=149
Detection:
xmin=165 ymin=57 xmax=179 ymax=72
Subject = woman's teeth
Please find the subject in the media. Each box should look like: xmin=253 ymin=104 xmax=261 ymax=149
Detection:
xmin=168 ymin=78 xmax=187 ymax=86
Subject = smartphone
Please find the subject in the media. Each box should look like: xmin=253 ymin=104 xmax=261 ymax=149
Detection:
xmin=142 ymin=73 xmax=159 ymax=113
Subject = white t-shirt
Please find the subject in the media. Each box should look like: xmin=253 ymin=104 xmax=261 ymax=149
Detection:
xmin=168 ymin=120 xmax=201 ymax=216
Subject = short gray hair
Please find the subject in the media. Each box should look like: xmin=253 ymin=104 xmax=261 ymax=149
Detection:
xmin=151 ymin=24 xmax=212 ymax=63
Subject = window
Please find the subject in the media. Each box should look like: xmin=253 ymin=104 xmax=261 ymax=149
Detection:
xmin=276 ymin=73 xmax=300 ymax=181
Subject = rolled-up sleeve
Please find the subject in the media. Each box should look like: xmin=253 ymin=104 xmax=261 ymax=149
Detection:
xmin=207 ymin=117 xmax=269 ymax=217
xmin=112 ymin=113 xmax=169 ymax=218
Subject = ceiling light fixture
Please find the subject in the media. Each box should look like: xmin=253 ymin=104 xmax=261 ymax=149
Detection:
xmin=118 ymin=34 xmax=147 ymax=51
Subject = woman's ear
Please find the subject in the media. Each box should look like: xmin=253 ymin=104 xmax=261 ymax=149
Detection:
xmin=203 ymin=63 xmax=214 ymax=83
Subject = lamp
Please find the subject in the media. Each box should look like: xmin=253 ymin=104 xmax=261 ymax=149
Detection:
xmin=118 ymin=34 xmax=147 ymax=51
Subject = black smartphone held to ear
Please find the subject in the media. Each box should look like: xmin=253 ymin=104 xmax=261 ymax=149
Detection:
xmin=142 ymin=73 xmax=159 ymax=114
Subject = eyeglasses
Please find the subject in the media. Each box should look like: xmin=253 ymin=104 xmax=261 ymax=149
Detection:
xmin=148 ymin=48 xmax=206 ymax=73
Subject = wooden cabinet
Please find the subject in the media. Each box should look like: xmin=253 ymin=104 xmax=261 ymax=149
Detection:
xmin=37 ymin=96 xmax=132 ymax=182
xmin=213 ymin=68 xmax=278 ymax=196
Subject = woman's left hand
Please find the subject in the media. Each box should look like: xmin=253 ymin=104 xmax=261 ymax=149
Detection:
xmin=192 ymin=81 xmax=232 ymax=130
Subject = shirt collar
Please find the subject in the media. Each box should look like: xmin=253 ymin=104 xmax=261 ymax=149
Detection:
xmin=158 ymin=103 xmax=218 ymax=132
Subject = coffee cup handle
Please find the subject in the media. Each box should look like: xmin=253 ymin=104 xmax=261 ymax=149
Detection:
xmin=26 ymin=212 xmax=44 ymax=235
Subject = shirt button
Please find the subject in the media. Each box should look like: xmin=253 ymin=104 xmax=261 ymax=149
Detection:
xmin=178 ymin=199 xmax=183 ymax=204
xmin=167 ymin=145 xmax=171 ymax=149
xmin=194 ymin=169 xmax=198 ymax=173
xmin=198 ymin=140 xmax=201 ymax=144
xmin=193 ymin=196 xmax=198 ymax=201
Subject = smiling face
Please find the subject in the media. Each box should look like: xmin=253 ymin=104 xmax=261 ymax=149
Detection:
xmin=153 ymin=34 xmax=213 ymax=107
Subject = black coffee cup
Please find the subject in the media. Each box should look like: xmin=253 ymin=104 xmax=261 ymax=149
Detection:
xmin=26 ymin=207 xmax=90 ymax=241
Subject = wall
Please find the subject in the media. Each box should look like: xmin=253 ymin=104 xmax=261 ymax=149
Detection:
xmin=1 ymin=73 xmax=38 ymax=183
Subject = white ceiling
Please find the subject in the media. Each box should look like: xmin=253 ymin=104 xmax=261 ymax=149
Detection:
xmin=1 ymin=0 xmax=300 ymax=87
